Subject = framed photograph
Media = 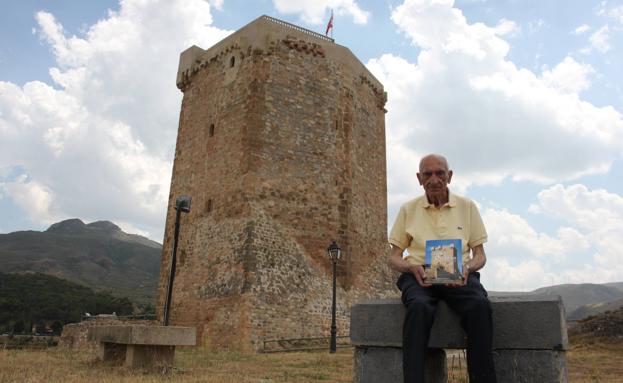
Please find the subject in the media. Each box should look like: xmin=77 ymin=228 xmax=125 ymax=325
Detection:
xmin=424 ymin=239 xmax=463 ymax=284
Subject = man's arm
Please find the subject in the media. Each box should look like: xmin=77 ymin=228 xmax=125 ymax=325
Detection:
xmin=460 ymin=244 xmax=487 ymax=284
xmin=388 ymin=245 xmax=431 ymax=287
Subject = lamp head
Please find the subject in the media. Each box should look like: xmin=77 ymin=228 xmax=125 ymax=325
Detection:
xmin=175 ymin=195 xmax=192 ymax=213
xmin=327 ymin=240 xmax=341 ymax=262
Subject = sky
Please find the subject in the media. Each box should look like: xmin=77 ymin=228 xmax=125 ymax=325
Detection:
xmin=1 ymin=0 xmax=622 ymax=292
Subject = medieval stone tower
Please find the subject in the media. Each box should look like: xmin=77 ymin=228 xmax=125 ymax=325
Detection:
xmin=157 ymin=15 xmax=396 ymax=351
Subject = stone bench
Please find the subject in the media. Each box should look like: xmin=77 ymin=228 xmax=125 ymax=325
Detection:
xmin=88 ymin=325 xmax=196 ymax=370
xmin=351 ymin=296 xmax=568 ymax=383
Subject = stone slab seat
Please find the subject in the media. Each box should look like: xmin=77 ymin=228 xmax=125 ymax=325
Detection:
xmin=350 ymin=296 xmax=569 ymax=383
xmin=87 ymin=325 xmax=196 ymax=369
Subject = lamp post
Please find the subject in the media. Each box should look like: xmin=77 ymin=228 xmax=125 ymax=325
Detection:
xmin=327 ymin=240 xmax=341 ymax=353
xmin=163 ymin=195 xmax=192 ymax=326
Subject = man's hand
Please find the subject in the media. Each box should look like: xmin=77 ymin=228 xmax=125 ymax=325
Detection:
xmin=462 ymin=264 xmax=470 ymax=285
xmin=410 ymin=264 xmax=432 ymax=287
xmin=445 ymin=264 xmax=470 ymax=287
xmin=388 ymin=245 xmax=432 ymax=287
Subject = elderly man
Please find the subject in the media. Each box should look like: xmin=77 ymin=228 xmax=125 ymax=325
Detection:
xmin=389 ymin=154 xmax=497 ymax=383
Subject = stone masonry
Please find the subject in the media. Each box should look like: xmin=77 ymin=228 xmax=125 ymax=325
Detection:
xmin=157 ymin=15 xmax=397 ymax=351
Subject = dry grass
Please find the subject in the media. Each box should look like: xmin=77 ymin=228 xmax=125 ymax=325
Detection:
xmin=0 ymin=347 xmax=353 ymax=383
xmin=1 ymin=336 xmax=622 ymax=382
xmin=567 ymin=335 xmax=623 ymax=383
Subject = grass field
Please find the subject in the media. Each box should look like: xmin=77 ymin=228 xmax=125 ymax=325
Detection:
xmin=1 ymin=336 xmax=621 ymax=382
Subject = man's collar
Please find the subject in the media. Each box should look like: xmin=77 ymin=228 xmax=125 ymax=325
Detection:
xmin=422 ymin=190 xmax=457 ymax=209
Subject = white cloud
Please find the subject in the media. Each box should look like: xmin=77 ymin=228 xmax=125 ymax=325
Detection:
xmin=367 ymin=0 xmax=623 ymax=215
xmin=530 ymin=184 xmax=623 ymax=233
xmin=3 ymin=175 xmax=57 ymax=225
xmin=477 ymin=184 xmax=623 ymax=291
xmin=588 ymin=25 xmax=611 ymax=53
xmin=608 ymin=5 xmax=623 ymax=24
xmin=208 ymin=0 xmax=224 ymax=10
xmin=0 ymin=0 xmax=232 ymax=240
xmin=272 ymin=0 xmax=370 ymax=25
xmin=541 ymin=56 xmax=594 ymax=94
xmin=482 ymin=208 xmax=587 ymax=262
xmin=494 ymin=18 xmax=520 ymax=37
xmin=528 ymin=184 xmax=623 ymax=283
xmin=572 ymin=24 xmax=591 ymax=35
xmin=482 ymin=258 xmax=551 ymax=291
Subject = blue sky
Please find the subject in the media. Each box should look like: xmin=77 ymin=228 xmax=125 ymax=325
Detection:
xmin=1 ymin=0 xmax=622 ymax=291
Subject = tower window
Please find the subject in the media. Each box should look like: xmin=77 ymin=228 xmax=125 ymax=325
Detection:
xmin=206 ymin=199 xmax=213 ymax=213
xmin=230 ymin=56 xmax=235 ymax=67
xmin=209 ymin=123 xmax=215 ymax=137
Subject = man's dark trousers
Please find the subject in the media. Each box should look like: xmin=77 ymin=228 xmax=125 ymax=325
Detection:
xmin=397 ymin=272 xmax=497 ymax=383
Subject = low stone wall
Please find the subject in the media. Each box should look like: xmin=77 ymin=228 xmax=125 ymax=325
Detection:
xmin=59 ymin=317 xmax=156 ymax=349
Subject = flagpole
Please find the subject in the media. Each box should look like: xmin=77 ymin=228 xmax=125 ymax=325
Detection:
xmin=331 ymin=9 xmax=333 ymax=40
xmin=325 ymin=9 xmax=334 ymax=40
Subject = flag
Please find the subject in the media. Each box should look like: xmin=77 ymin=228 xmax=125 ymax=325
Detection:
xmin=325 ymin=10 xmax=333 ymax=36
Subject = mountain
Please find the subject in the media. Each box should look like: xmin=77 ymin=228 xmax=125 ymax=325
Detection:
xmin=490 ymin=283 xmax=623 ymax=320
xmin=605 ymin=282 xmax=623 ymax=292
xmin=530 ymin=283 xmax=623 ymax=314
xmin=0 ymin=219 xmax=162 ymax=305
xmin=568 ymin=297 xmax=623 ymax=321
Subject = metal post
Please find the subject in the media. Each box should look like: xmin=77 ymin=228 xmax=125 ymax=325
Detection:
xmin=330 ymin=259 xmax=337 ymax=353
xmin=163 ymin=207 xmax=182 ymax=326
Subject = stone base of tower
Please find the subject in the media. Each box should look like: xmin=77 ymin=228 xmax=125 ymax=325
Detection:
xmin=158 ymin=205 xmax=397 ymax=351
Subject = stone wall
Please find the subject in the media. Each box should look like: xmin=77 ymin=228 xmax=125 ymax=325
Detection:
xmin=157 ymin=16 xmax=398 ymax=351
xmin=59 ymin=317 xmax=156 ymax=349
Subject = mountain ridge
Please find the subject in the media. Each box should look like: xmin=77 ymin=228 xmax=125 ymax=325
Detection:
xmin=490 ymin=282 xmax=623 ymax=320
xmin=0 ymin=219 xmax=162 ymax=305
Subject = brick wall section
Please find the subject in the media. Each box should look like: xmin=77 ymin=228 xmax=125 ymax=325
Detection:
xmin=157 ymin=16 xmax=398 ymax=351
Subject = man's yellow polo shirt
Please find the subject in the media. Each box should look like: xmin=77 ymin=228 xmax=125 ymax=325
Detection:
xmin=389 ymin=192 xmax=487 ymax=265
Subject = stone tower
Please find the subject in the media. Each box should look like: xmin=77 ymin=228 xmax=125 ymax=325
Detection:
xmin=157 ymin=15 xmax=396 ymax=351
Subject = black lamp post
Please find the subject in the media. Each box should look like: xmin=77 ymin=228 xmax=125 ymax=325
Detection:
xmin=163 ymin=195 xmax=192 ymax=326
xmin=327 ymin=240 xmax=342 ymax=353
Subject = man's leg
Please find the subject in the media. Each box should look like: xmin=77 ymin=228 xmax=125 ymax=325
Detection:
xmin=443 ymin=273 xmax=497 ymax=383
xmin=397 ymin=273 xmax=439 ymax=383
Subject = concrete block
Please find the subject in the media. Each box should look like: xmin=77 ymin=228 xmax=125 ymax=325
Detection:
xmin=354 ymin=347 xmax=446 ymax=383
xmin=350 ymin=296 xmax=567 ymax=350
xmin=494 ymin=350 xmax=568 ymax=383
xmin=492 ymin=296 xmax=568 ymax=351
xmin=88 ymin=325 xmax=196 ymax=346
xmin=98 ymin=342 xmax=126 ymax=362
xmin=126 ymin=345 xmax=175 ymax=370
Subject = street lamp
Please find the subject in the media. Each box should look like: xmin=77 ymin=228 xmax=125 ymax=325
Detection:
xmin=327 ymin=240 xmax=341 ymax=353
xmin=163 ymin=195 xmax=192 ymax=326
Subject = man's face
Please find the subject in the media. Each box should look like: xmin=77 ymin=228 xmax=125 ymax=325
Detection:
xmin=417 ymin=156 xmax=453 ymax=197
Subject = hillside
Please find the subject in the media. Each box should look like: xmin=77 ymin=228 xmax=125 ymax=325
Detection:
xmin=0 ymin=219 xmax=162 ymax=305
xmin=490 ymin=283 xmax=623 ymax=320
xmin=605 ymin=281 xmax=623 ymax=292
xmin=531 ymin=283 xmax=623 ymax=314
xmin=568 ymin=297 xmax=623 ymax=321
xmin=569 ymin=305 xmax=623 ymax=339
xmin=0 ymin=272 xmax=133 ymax=333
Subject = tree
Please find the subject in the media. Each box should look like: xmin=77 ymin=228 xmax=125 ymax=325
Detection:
xmin=12 ymin=319 xmax=25 ymax=334
xmin=51 ymin=320 xmax=63 ymax=335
